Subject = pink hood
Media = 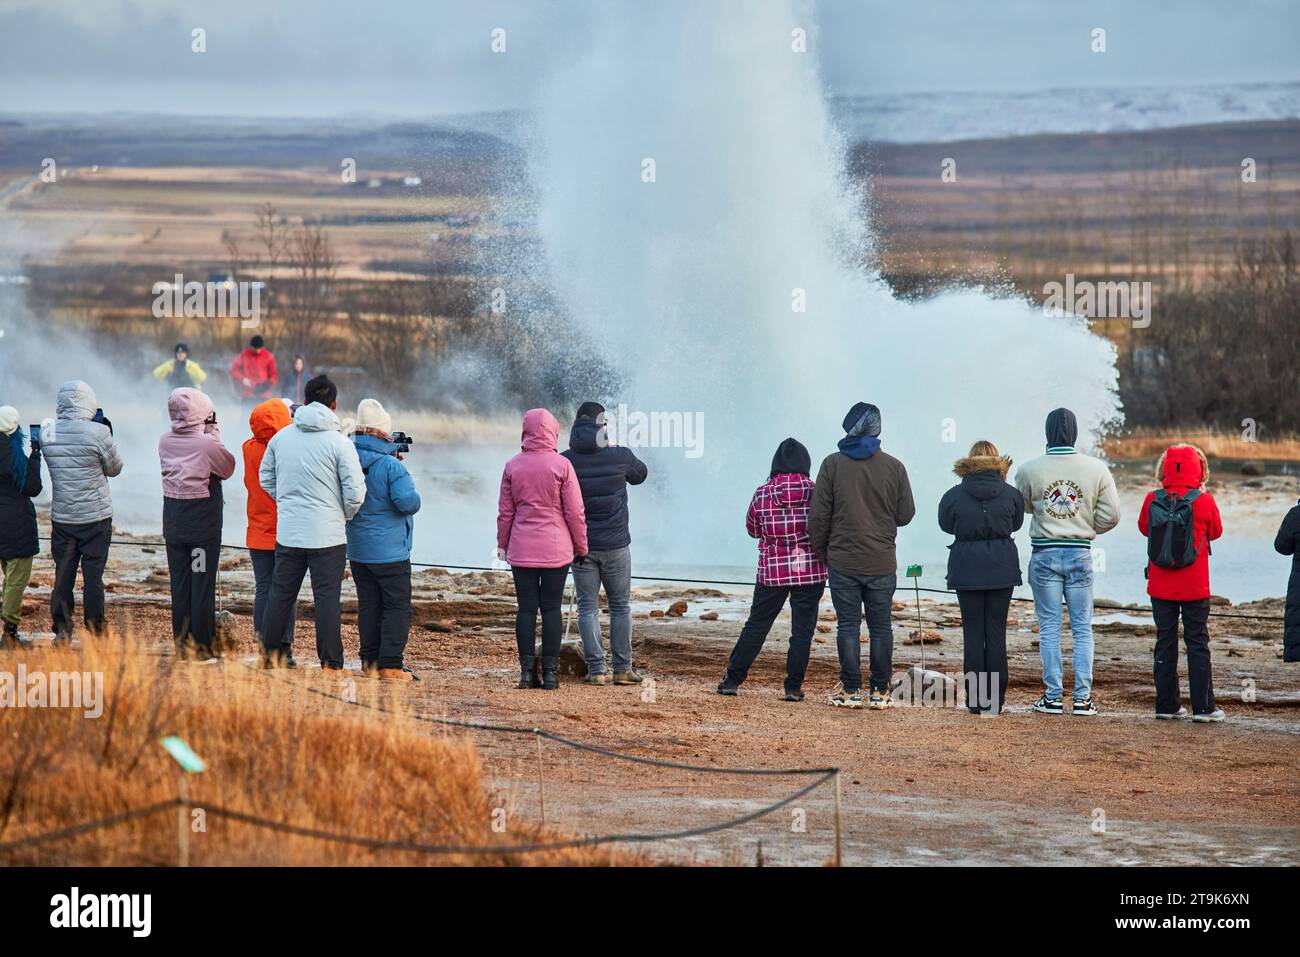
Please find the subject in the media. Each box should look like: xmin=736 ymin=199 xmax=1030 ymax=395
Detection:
xmin=497 ymin=408 xmax=588 ymax=566
xmin=159 ymin=388 xmax=237 ymax=499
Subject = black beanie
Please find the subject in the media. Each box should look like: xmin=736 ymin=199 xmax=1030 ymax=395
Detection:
xmin=842 ymin=401 xmax=882 ymax=437
xmin=575 ymin=401 xmax=605 ymax=420
xmin=770 ymin=437 xmax=812 ymax=478
xmin=174 ymin=342 xmax=189 ymax=356
xmin=1045 ymin=408 xmax=1078 ymax=447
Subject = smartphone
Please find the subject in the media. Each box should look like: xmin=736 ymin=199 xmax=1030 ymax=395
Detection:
xmin=29 ymin=424 xmax=41 ymax=446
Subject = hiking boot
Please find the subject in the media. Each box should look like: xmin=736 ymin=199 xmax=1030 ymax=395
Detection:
xmin=1192 ymin=708 xmax=1225 ymax=723
xmin=517 ymin=654 xmax=541 ymax=689
xmin=584 ymin=672 xmax=609 ymax=685
xmin=868 ymin=688 xmax=893 ymax=710
xmin=717 ymin=682 xmax=739 ymax=696
xmin=541 ymin=656 xmax=560 ymax=691
xmin=320 ymin=661 xmax=345 ymax=672
xmin=1032 ymin=694 xmax=1065 ymax=714
xmin=829 ymin=683 xmax=863 ymax=709
xmin=261 ymin=650 xmax=298 ymax=670
xmin=612 ymin=669 xmax=643 ymax=685
xmin=782 ymin=688 xmax=805 ymax=702
xmin=1071 ymin=697 xmax=1098 ymax=716
xmin=1 ymin=622 xmax=21 ymax=649
xmin=190 ymin=643 xmax=221 ymax=664
xmin=378 ymin=667 xmax=416 ymax=682
xmin=1156 ymin=706 xmax=1188 ymax=720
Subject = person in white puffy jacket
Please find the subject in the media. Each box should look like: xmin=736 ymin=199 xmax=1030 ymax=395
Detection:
xmin=257 ymin=374 xmax=365 ymax=669
xmin=42 ymin=380 xmax=124 ymax=639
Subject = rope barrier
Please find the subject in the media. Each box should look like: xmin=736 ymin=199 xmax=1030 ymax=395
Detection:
xmin=33 ymin=535 xmax=1289 ymax=622
xmin=0 ymin=800 xmax=179 ymax=854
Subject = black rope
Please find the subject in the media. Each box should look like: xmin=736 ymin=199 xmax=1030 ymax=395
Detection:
xmin=35 ymin=535 xmax=1288 ymax=622
xmin=0 ymin=800 xmax=179 ymax=853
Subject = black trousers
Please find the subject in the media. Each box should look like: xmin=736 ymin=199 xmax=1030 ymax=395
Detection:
xmin=50 ymin=518 xmax=113 ymax=638
xmin=250 ymin=547 xmax=296 ymax=644
xmin=956 ymin=587 xmax=1012 ymax=713
xmin=723 ymin=582 xmax=826 ymax=692
xmin=351 ymin=559 xmax=412 ymax=669
xmin=261 ymin=543 xmax=347 ymax=667
xmin=165 ymin=540 xmax=220 ymax=649
xmin=511 ymin=565 xmax=569 ymax=660
xmin=1151 ymin=597 xmax=1216 ymax=715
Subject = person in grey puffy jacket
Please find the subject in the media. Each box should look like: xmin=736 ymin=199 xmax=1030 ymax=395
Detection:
xmin=43 ymin=380 xmax=124 ymax=639
xmin=258 ymin=375 xmax=366 ymax=669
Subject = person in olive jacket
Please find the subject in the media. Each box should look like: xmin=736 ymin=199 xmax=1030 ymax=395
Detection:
xmin=0 ymin=406 xmax=42 ymax=647
xmin=937 ymin=440 xmax=1024 ymax=714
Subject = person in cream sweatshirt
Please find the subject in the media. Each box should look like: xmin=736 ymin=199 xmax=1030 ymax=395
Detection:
xmin=1014 ymin=408 xmax=1121 ymax=716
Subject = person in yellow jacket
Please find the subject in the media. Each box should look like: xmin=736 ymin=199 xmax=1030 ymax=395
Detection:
xmin=153 ymin=343 xmax=208 ymax=390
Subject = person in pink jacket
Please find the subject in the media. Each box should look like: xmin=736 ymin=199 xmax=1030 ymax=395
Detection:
xmin=158 ymin=388 xmax=236 ymax=660
xmin=497 ymin=408 xmax=588 ymax=690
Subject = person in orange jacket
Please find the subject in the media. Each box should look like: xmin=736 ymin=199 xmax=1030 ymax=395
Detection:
xmin=1137 ymin=444 xmax=1224 ymax=722
xmin=243 ymin=398 xmax=295 ymax=647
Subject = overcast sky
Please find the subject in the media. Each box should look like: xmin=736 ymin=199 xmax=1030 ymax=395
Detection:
xmin=1 ymin=0 xmax=1296 ymax=117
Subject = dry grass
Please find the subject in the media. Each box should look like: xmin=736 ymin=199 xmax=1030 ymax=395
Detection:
xmin=1102 ymin=428 xmax=1300 ymax=463
xmin=0 ymin=634 xmax=638 ymax=866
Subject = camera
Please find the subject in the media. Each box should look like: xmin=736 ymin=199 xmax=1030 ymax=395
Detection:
xmin=389 ymin=431 xmax=414 ymax=454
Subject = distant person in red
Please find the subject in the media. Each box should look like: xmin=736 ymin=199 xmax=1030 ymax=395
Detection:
xmin=229 ymin=335 xmax=278 ymax=412
xmin=1137 ymin=444 xmax=1224 ymax=722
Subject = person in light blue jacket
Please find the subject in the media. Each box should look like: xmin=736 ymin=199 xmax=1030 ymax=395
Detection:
xmin=347 ymin=398 xmax=422 ymax=680
xmin=258 ymin=375 xmax=365 ymax=670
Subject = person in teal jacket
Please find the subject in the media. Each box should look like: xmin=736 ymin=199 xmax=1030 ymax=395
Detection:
xmin=346 ymin=399 xmax=422 ymax=680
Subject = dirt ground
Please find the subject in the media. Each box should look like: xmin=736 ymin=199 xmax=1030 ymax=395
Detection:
xmin=12 ymin=531 xmax=1299 ymax=867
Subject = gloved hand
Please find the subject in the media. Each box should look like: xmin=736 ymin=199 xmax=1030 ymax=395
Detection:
xmin=573 ymin=553 xmax=588 ymax=567
xmin=92 ymin=409 xmax=114 ymax=435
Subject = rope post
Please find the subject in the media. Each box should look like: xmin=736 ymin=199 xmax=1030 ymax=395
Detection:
xmin=907 ymin=564 xmax=925 ymax=673
xmin=534 ymin=731 xmax=547 ymax=827
xmin=176 ymin=772 xmax=190 ymax=868
xmin=833 ymin=770 xmax=843 ymax=868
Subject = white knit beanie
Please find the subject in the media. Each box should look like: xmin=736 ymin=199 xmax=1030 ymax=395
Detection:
xmin=355 ymin=398 xmax=392 ymax=435
xmin=0 ymin=406 xmax=18 ymax=436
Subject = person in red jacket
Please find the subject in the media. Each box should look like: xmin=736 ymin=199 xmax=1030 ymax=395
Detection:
xmin=1137 ymin=444 xmax=1224 ymax=722
xmin=229 ymin=335 xmax=279 ymax=412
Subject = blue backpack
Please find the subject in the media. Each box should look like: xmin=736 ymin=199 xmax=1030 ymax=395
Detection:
xmin=1147 ymin=489 xmax=1201 ymax=569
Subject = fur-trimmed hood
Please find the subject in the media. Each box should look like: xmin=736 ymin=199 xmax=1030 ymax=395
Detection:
xmin=953 ymin=454 xmax=1012 ymax=479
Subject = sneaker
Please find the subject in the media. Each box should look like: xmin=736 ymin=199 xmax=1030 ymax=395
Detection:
xmin=1156 ymin=707 xmax=1188 ymax=720
xmin=868 ymin=689 xmax=893 ymax=710
xmin=584 ymin=672 xmax=609 ymax=685
xmin=612 ymin=669 xmax=644 ymax=685
xmin=782 ymin=689 xmax=805 ymax=702
xmin=260 ymin=650 xmax=298 ymax=670
xmin=1033 ymin=695 xmax=1065 ymax=714
xmin=378 ymin=667 xmax=416 ymax=682
xmin=1072 ymin=697 xmax=1098 ymax=716
xmin=190 ymin=644 xmax=221 ymax=664
xmin=829 ymin=683 xmax=863 ymax=709
xmin=1192 ymin=709 xmax=1225 ymax=723
xmin=717 ymin=682 xmax=739 ymax=696
xmin=1 ymin=622 xmax=22 ymax=649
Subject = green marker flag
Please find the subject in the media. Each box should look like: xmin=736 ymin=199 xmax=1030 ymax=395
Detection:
xmin=905 ymin=564 xmax=922 ymax=578
xmin=161 ymin=736 xmax=207 ymax=774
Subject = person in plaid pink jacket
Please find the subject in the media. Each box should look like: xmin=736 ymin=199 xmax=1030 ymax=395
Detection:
xmin=718 ymin=438 xmax=828 ymax=701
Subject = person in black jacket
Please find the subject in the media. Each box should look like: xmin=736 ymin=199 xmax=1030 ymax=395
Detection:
xmin=937 ymin=440 xmax=1024 ymax=714
xmin=0 ymin=406 xmax=43 ymax=648
xmin=560 ymin=402 xmax=649 ymax=684
xmin=1275 ymin=499 xmax=1300 ymax=663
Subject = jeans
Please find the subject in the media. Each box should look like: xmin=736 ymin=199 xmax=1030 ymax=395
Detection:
xmin=261 ymin=543 xmax=347 ymax=667
xmin=351 ymin=559 xmax=412 ymax=669
xmin=723 ymin=582 xmax=825 ymax=693
xmin=250 ymin=547 xmax=295 ymax=646
xmin=956 ymin=587 xmax=1012 ymax=713
xmin=165 ymin=540 xmax=220 ymax=649
xmin=512 ymin=565 xmax=569 ymax=661
xmin=572 ymin=546 xmax=632 ymax=674
xmin=1152 ymin=597 xmax=1216 ymax=716
xmin=50 ymin=518 xmax=113 ymax=639
xmin=828 ymin=567 xmax=896 ymax=692
xmin=1 ymin=557 xmax=33 ymax=628
xmin=1028 ymin=547 xmax=1094 ymax=701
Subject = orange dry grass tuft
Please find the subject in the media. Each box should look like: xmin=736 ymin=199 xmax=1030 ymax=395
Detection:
xmin=1102 ymin=429 xmax=1300 ymax=463
xmin=0 ymin=635 xmax=638 ymax=866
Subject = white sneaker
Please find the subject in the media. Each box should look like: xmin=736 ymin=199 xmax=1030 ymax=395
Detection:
xmin=1192 ymin=709 xmax=1225 ymax=723
xmin=1155 ymin=707 xmax=1188 ymax=720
